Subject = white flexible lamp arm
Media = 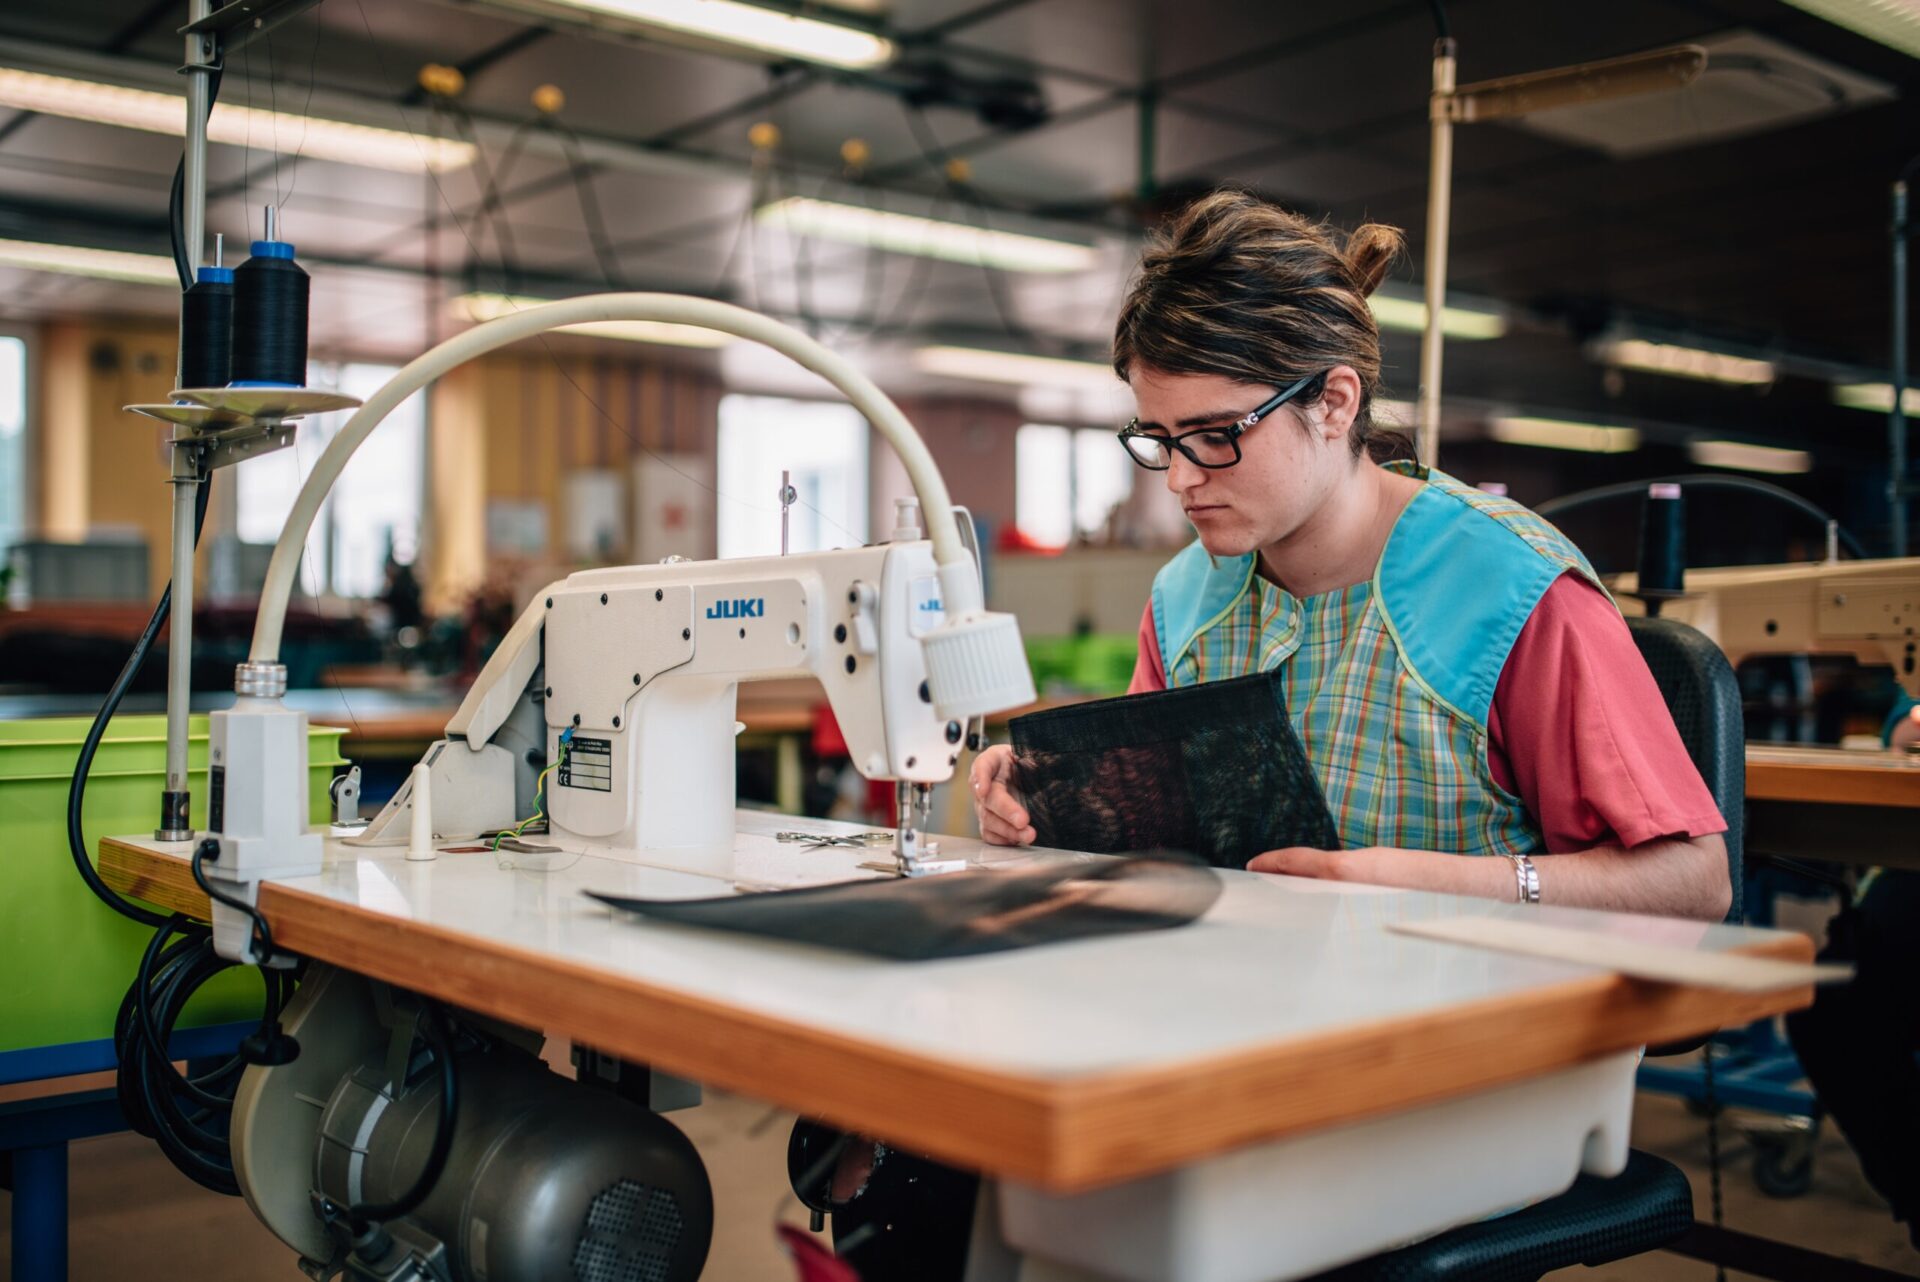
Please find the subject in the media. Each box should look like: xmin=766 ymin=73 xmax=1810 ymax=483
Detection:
xmin=248 ymin=294 xmax=977 ymax=664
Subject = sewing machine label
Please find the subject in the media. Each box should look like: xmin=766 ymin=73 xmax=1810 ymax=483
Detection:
xmin=909 ymin=575 xmax=944 ymax=637
xmin=559 ymin=736 xmax=613 ymax=792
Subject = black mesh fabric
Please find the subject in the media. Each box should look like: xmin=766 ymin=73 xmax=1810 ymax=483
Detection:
xmin=586 ymin=856 xmax=1220 ymax=961
xmin=1304 ymin=1151 xmax=1694 ymax=1282
xmin=1008 ymin=671 xmax=1339 ymax=868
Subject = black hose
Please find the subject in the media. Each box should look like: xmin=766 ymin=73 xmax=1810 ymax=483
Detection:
xmin=167 ymin=66 xmax=226 ymax=289
xmin=1535 ymin=474 xmax=1868 ymax=560
xmin=65 ymin=474 xmax=212 ymax=930
xmin=1427 ymin=0 xmax=1451 ymax=39
xmin=113 ymin=912 xmax=295 ymax=1196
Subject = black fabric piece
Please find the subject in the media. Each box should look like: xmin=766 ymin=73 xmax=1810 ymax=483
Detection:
xmin=587 ymin=856 xmax=1219 ymax=961
xmin=1304 ymin=1150 xmax=1694 ymax=1282
xmin=1786 ymin=869 xmax=1920 ymax=1237
xmin=1008 ymin=671 xmax=1338 ymax=867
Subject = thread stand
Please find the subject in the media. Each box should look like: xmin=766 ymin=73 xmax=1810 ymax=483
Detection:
xmin=122 ymin=389 xmax=362 ymax=472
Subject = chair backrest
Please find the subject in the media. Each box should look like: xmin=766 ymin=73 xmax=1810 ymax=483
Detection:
xmin=1624 ymin=615 xmax=1744 ymax=922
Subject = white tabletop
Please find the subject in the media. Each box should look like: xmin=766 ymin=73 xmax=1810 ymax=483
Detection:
xmin=104 ymin=812 xmax=1812 ymax=1189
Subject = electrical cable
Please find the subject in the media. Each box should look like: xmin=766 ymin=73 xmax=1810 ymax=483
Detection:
xmin=1535 ymin=474 xmax=1868 ymax=560
xmin=167 ymin=66 xmax=227 ymax=290
xmin=901 ymin=104 xmax=1037 ymax=347
xmin=113 ymin=910 xmax=298 ymax=1196
xmin=548 ymin=115 xmax=627 ymax=290
xmin=493 ymin=728 xmax=571 ymax=852
xmin=65 ymin=472 xmax=211 ymax=931
xmin=1427 ymin=0 xmax=1451 ymax=40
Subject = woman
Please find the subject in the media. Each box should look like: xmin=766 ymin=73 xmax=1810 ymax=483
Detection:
xmin=973 ymin=190 xmax=1731 ymax=921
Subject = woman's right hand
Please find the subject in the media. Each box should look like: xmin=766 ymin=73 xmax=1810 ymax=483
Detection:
xmin=969 ymin=744 xmax=1035 ymax=846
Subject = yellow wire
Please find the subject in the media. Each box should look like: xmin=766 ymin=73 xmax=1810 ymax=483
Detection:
xmin=494 ymin=744 xmax=567 ymax=851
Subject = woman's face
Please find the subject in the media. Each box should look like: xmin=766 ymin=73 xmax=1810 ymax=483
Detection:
xmin=1127 ymin=364 xmax=1358 ymax=558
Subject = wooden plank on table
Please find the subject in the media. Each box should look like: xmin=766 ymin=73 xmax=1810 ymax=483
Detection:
xmin=98 ymin=837 xmax=1814 ymax=1193
xmin=1389 ymin=917 xmax=1850 ymax=991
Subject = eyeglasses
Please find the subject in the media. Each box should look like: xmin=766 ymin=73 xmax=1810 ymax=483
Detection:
xmin=1116 ymin=372 xmax=1327 ymax=471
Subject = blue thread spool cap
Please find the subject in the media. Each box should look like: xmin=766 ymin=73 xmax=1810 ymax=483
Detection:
xmin=248 ymin=239 xmax=296 ymax=260
xmin=198 ymin=265 xmax=234 ymax=284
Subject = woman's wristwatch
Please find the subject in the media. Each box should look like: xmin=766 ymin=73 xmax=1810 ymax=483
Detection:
xmin=1505 ymin=854 xmax=1541 ymax=905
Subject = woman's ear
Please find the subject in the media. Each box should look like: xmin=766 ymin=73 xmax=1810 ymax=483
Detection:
xmin=1315 ymin=366 xmax=1363 ymax=445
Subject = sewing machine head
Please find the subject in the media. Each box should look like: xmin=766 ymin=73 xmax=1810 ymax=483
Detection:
xmin=361 ymin=518 xmax=1030 ymax=879
xmin=1612 ymin=557 xmax=1920 ymax=698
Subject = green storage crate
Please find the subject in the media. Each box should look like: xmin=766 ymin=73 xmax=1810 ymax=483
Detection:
xmin=1024 ymin=635 xmax=1079 ymax=693
xmin=0 ymin=714 xmax=346 ymax=1056
xmin=1067 ymin=634 xmax=1139 ymax=696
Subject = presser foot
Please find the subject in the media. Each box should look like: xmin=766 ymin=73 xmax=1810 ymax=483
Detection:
xmin=889 ymin=825 xmax=966 ymax=878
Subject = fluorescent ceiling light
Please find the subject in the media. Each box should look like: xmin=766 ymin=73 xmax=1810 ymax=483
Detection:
xmin=760 ymin=197 xmax=1097 ymax=274
xmin=1779 ymin=0 xmax=1920 ymax=59
xmin=914 ymin=345 xmax=1116 ymax=389
xmin=0 ymin=67 xmax=473 ymax=173
xmin=454 ymin=292 xmax=734 ymax=348
xmin=1834 ymin=381 xmax=1920 ymax=416
xmin=1489 ymin=416 xmax=1640 ymax=454
xmin=1368 ymin=292 xmax=1506 ymax=341
xmin=531 ymin=0 xmax=893 ymax=68
xmin=1689 ymin=439 xmax=1813 ymax=474
xmin=1602 ymin=338 xmax=1776 ymax=386
xmin=0 ymin=237 xmax=175 ymax=285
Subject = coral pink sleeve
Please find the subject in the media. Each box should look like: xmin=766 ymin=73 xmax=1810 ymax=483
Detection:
xmin=1129 ymin=601 xmax=1167 ymax=694
xmin=1488 ymin=575 xmax=1728 ymax=852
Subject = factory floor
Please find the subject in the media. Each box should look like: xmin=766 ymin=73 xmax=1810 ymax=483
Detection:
xmin=2 ymin=1084 xmax=1914 ymax=1281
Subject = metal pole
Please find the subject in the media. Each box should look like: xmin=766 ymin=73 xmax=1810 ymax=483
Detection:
xmin=1416 ymin=38 xmax=1456 ymax=471
xmin=1892 ymin=178 xmax=1909 ymax=559
xmin=159 ymin=0 xmax=215 ymax=841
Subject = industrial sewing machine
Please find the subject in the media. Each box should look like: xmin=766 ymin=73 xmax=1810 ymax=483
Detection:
xmin=1612 ymin=556 xmax=1920 ymax=698
xmin=348 ymin=498 xmax=987 ymax=880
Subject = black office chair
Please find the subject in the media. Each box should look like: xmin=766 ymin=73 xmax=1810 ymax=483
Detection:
xmin=1306 ymin=616 xmax=1743 ymax=1282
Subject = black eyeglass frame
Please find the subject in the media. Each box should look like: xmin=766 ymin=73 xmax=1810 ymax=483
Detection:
xmin=1116 ymin=371 xmax=1327 ymax=471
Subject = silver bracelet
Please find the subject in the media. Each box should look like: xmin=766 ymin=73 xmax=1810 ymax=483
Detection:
xmin=1505 ymin=854 xmax=1541 ymax=905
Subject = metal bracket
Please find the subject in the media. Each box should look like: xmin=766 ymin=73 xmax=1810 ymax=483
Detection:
xmin=181 ymin=0 xmax=324 ymax=51
xmin=202 ymin=420 xmax=297 ymax=470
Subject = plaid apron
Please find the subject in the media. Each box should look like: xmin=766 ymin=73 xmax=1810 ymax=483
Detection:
xmin=1152 ymin=464 xmax=1607 ymax=855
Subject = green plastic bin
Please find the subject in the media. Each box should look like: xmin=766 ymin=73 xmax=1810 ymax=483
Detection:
xmin=0 ymin=714 xmax=346 ymax=1056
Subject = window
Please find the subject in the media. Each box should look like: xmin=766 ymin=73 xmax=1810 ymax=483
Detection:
xmin=0 ymin=335 xmax=23 ymax=551
xmin=235 ymin=362 xmax=424 ymax=597
xmin=1015 ymin=423 xmax=1134 ymax=548
xmin=716 ymin=395 xmax=869 ymax=559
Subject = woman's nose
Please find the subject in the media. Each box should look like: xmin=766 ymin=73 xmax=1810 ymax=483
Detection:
xmin=1165 ymin=454 xmax=1206 ymax=493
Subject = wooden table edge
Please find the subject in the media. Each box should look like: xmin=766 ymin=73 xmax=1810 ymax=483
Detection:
xmin=1745 ymin=759 xmax=1920 ymax=808
xmin=99 ymin=837 xmax=1813 ymax=1193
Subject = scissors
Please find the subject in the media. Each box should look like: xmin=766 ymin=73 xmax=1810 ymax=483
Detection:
xmin=774 ymin=829 xmax=893 ymax=851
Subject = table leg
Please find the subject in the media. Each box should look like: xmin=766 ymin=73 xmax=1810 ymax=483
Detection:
xmin=10 ymin=1141 xmax=69 ymax=1282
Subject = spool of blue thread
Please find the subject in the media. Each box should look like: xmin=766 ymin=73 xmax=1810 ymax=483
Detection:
xmin=177 ymin=236 xmax=234 ymax=392
xmin=230 ymin=206 xmax=309 ymax=388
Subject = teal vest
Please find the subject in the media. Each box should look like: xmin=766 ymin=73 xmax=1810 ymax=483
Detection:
xmin=1149 ymin=464 xmax=1606 ymax=855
